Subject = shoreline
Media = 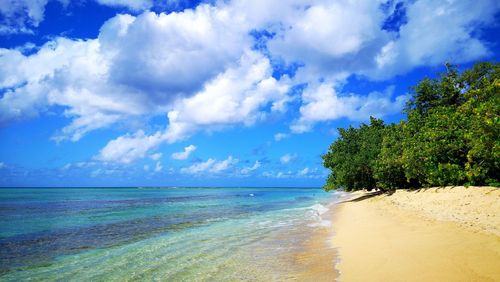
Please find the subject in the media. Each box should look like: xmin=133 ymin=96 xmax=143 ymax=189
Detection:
xmin=330 ymin=186 xmax=500 ymax=281
xmin=292 ymin=192 xmax=350 ymax=281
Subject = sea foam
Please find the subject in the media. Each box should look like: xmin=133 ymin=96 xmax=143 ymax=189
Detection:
xmin=310 ymin=203 xmax=329 ymax=215
xmin=308 ymin=203 xmax=332 ymax=227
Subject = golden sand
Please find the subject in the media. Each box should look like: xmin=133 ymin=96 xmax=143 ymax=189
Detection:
xmin=333 ymin=187 xmax=500 ymax=282
xmin=379 ymin=186 xmax=500 ymax=235
xmin=293 ymin=226 xmax=339 ymax=281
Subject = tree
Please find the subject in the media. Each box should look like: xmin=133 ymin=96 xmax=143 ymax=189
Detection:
xmin=373 ymin=122 xmax=411 ymax=190
xmin=459 ymin=62 xmax=500 ymax=185
xmin=322 ymin=62 xmax=500 ymax=191
xmin=402 ymin=62 xmax=499 ymax=187
xmin=401 ymin=105 xmax=469 ymax=187
xmin=322 ymin=117 xmax=385 ymax=191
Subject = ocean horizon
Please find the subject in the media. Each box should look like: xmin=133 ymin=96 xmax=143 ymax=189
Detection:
xmin=0 ymin=186 xmax=342 ymax=281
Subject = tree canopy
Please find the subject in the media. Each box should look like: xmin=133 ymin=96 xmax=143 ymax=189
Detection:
xmin=322 ymin=62 xmax=500 ymax=191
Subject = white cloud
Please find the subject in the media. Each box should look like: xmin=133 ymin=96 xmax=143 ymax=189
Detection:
xmin=280 ymin=153 xmax=297 ymax=164
xmin=163 ymin=50 xmax=291 ymax=142
xmin=267 ymin=0 xmax=386 ymax=83
xmin=226 ymin=0 xmax=388 ymax=88
xmin=143 ymin=164 xmax=150 ymax=171
xmin=291 ymin=83 xmax=407 ymax=133
xmin=154 ymin=161 xmax=162 ymax=172
xmin=0 ymin=0 xmax=50 ymax=34
xmin=211 ymin=156 xmax=238 ymax=172
xmin=181 ymin=158 xmax=215 ymax=174
xmin=274 ymin=133 xmax=289 ymax=142
xmin=0 ymin=0 xmax=174 ymax=35
xmin=100 ymin=7 xmax=250 ymax=101
xmin=262 ymin=167 xmax=326 ymax=179
xmin=366 ymin=0 xmax=500 ymax=79
xmin=0 ymin=0 xmax=498 ymax=159
xmin=276 ymin=172 xmax=287 ymax=179
xmin=150 ymin=153 xmax=162 ymax=161
xmin=61 ymin=163 xmax=71 ymax=170
xmin=92 ymin=51 xmax=289 ymax=164
xmin=0 ymin=4 xmax=251 ymax=141
xmin=265 ymin=0 xmax=498 ymax=82
xmin=0 ymin=37 xmax=146 ymax=142
xmin=181 ymin=156 xmax=237 ymax=174
xmin=240 ymin=160 xmax=261 ymax=174
xmin=94 ymin=130 xmax=166 ymax=164
xmin=262 ymin=171 xmax=292 ymax=179
xmin=297 ymin=167 xmax=309 ymax=176
xmin=171 ymin=145 xmax=196 ymax=160
xmin=91 ymin=169 xmax=102 ymax=178
xmin=96 ymin=0 xmax=153 ymax=11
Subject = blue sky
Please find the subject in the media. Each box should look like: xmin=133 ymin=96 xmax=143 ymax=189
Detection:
xmin=0 ymin=0 xmax=499 ymax=187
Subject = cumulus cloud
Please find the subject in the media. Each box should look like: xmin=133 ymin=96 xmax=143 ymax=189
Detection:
xmin=154 ymin=161 xmax=162 ymax=172
xmin=150 ymin=153 xmax=162 ymax=161
xmin=280 ymin=153 xmax=297 ymax=164
xmin=266 ymin=0 xmax=498 ymax=81
xmin=0 ymin=0 xmax=151 ymax=35
xmin=297 ymin=167 xmax=309 ymax=176
xmin=366 ymin=0 xmax=500 ymax=79
xmin=262 ymin=171 xmax=293 ymax=179
xmin=171 ymin=145 xmax=196 ymax=160
xmin=0 ymin=4 xmax=251 ymax=141
xmin=274 ymin=133 xmax=289 ymax=141
xmin=96 ymin=0 xmax=153 ymax=11
xmin=163 ymin=50 xmax=291 ymax=142
xmin=211 ymin=156 xmax=238 ymax=172
xmin=97 ymin=0 xmax=204 ymax=12
xmin=181 ymin=156 xmax=238 ymax=174
xmin=0 ymin=0 xmax=50 ymax=34
xmin=262 ymin=167 xmax=326 ymax=179
xmin=93 ymin=50 xmax=289 ymax=164
xmin=100 ymin=7 xmax=249 ymax=100
xmin=94 ymin=130 xmax=166 ymax=164
xmin=240 ymin=160 xmax=261 ymax=174
xmin=0 ymin=37 xmax=147 ymax=142
xmin=291 ymin=83 xmax=407 ymax=133
xmin=1 ymin=0 xmax=498 ymax=166
xmin=181 ymin=158 xmax=215 ymax=174
xmin=268 ymin=0 xmax=386 ymax=82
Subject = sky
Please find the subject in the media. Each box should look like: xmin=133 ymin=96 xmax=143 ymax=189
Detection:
xmin=0 ymin=0 xmax=499 ymax=187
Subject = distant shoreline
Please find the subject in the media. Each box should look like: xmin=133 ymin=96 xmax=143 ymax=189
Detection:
xmin=329 ymin=186 xmax=500 ymax=281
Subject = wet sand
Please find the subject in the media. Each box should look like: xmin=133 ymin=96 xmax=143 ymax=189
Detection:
xmin=332 ymin=187 xmax=500 ymax=281
xmin=293 ymin=225 xmax=339 ymax=281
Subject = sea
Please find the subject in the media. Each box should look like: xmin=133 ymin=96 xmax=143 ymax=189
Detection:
xmin=0 ymin=187 xmax=343 ymax=281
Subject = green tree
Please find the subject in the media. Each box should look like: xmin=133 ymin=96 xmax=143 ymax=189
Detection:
xmin=402 ymin=62 xmax=499 ymax=187
xmin=322 ymin=61 xmax=500 ymax=191
xmin=373 ymin=122 xmax=411 ymax=190
xmin=402 ymin=106 xmax=469 ymax=187
xmin=322 ymin=117 xmax=385 ymax=191
xmin=460 ymin=63 xmax=500 ymax=185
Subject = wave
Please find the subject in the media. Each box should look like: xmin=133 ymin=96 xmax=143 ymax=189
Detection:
xmin=307 ymin=203 xmax=332 ymax=227
xmin=309 ymin=203 xmax=329 ymax=215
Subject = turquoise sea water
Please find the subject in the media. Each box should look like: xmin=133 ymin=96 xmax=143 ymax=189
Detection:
xmin=0 ymin=187 xmax=341 ymax=281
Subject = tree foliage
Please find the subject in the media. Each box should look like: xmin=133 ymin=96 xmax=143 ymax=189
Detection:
xmin=322 ymin=117 xmax=384 ymax=191
xmin=323 ymin=62 xmax=500 ymax=191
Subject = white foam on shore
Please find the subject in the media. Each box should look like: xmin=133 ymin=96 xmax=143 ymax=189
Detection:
xmin=310 ymin=203 xmax=329 ymax=215
xmin=308 ymin=219 xmax=332 ymax=228
xmin=307 ymin=203 xmax=332 ymax=227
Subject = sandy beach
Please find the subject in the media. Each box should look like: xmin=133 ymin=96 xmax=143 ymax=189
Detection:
xmin=332 ymin=186 xmax=500 ymax=281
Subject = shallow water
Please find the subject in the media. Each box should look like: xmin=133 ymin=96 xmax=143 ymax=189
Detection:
xmin=0 ymin=187 xmax=340 ymax=281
